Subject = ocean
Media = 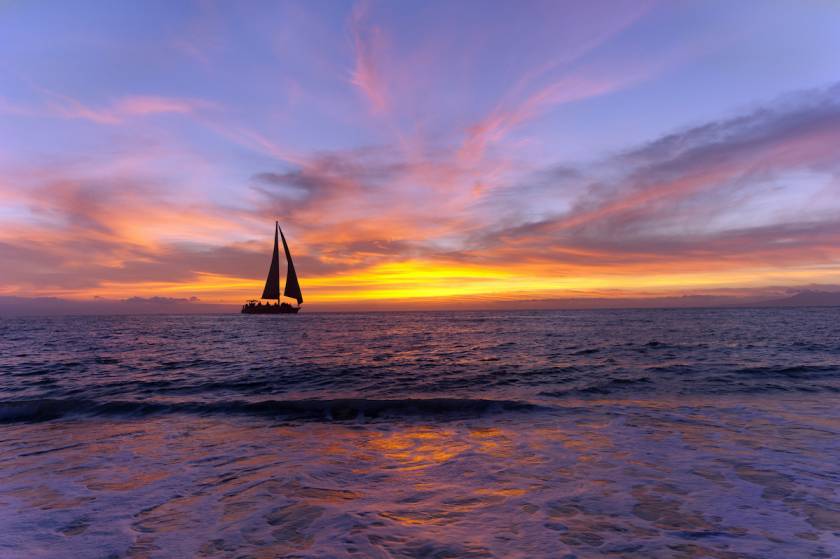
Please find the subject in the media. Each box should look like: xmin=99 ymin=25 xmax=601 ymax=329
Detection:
xmin=1 ymin=308 xmax=839 ymax=558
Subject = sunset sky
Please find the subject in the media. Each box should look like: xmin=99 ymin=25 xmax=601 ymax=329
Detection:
xmin=2 ymin=1 xmax=840 ymax=309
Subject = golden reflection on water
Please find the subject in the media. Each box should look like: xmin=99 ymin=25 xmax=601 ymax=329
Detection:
xmin=364 ymin=426 xmax=468 ymax=470
xmin=475 ymin=487 xmax=527 ymax=497
xmin=468 ymin=426 xmax=516 ymax=458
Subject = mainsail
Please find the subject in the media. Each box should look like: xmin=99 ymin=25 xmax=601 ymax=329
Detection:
xmin=260 ymin=222 xmax=281 ymax=300
xmin=280 ymin=228 xmax=303 ymax=305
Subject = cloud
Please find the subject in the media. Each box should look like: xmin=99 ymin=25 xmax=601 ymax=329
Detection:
xmin=484 ymin=83 xmax=840 ymax=248
xmin=349 ymin=1 xmax=389 ymax=113
xmin=113 ymin=96 xmax=212 ymax=116
xmin=1 ymin=89 xmax=216 ymax=125
xmin=251 ymin=149 xmax=403 ymax=198
xmin=459 ymin=74 xmax=626 ymax=165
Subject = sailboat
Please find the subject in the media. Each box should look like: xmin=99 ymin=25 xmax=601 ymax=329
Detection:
xmin=241 ymin=221 xmax=303 ymax=314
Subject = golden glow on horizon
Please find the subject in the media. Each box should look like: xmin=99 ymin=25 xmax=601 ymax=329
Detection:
xmin=17 ymin=259 xmax=839 ymax=306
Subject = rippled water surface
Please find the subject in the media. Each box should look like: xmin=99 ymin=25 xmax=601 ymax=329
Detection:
xmin=1 ymin=309 xmax=839 ymax=557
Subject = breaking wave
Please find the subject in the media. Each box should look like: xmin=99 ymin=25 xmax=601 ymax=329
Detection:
xmin=0 ymin=397 xmax=545 ymax=424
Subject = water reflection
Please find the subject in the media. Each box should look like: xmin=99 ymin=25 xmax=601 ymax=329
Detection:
xmin=1 ymin=397 xmax=838 ymax=557
xmin=366 ymin=426 xmax=468 ymax=470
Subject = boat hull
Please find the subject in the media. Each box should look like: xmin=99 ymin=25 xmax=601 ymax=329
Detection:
xmin=241 ymin=304 xmax=300 ymax=314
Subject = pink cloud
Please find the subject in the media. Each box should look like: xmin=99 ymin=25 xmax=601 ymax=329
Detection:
xmin=459 ymin=75 xmax=622 ymax=165
xmin=349 ymin=0 xmax=389 ymax=114
xmin=113 ymin=96 xmax=212 ymax=116
xmin=1 ymin=88 xmax=216 ymax=125
xmin=41 ymin=89 xmax=122 ymax=124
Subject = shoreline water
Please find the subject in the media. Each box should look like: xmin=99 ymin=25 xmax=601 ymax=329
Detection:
xmin=2 ymin=395 xmax=838 ymax=558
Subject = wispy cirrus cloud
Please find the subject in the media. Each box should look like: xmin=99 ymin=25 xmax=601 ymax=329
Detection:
xmin=348 ymin=1 xmax=389 ymax=114
xmin=0 ymin=89 xmax=216 ymax=125
xmin=459 ymin=74 xmax=623 ymax=165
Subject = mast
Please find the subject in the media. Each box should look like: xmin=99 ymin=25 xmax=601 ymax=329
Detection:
xmin=260 ymin=221 xmax=281 ymax=301
xmin=280 ymin=227 xmax=303 ymax=306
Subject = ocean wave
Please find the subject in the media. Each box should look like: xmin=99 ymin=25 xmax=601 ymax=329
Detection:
xmin=0 ymin=397 xmax=544 ymax=424
xmin=538 ymin=376 xmax=654 ymax=398
xmin=733 ymin=364 xmax=839 ymax=378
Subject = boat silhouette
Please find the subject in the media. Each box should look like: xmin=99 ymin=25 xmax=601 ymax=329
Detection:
xmin=242 ymin=221 xmax=302 ymax=314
